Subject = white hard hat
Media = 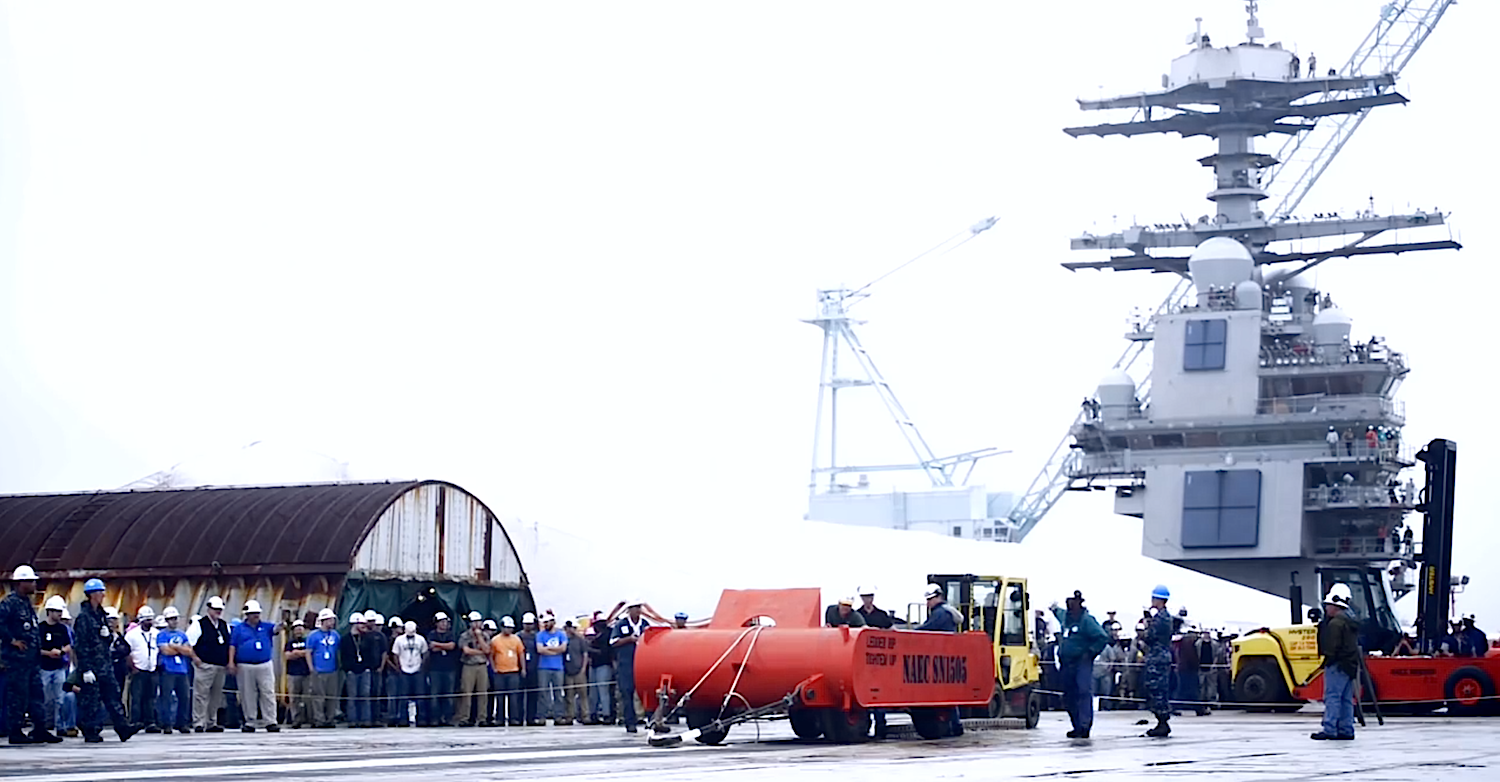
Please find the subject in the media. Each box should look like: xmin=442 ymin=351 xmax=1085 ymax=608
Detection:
xmin=1324 ymin=583 xmax=1353 ymax=608
xmin=501 ymin=616 xmax=515 ymax=628
xmin=104 ymin=606 xmax=120 ymax=620
xmin=857 ymin=586 xmax=875 ymax=596
xmin=484 ymin=619 xmax=499 ymax=630
xmin=44 ymin=595 xmax=67 ymax=612
xmin=61 ymin=608 xmax=71 ymax=621
xmin=373 ymin=613 xmax=385 ymax=625
xmin=467 ymin=611 xmax=482 ymax=622
xmin=625 ymin=598 xmax=644 ymax=608
xmin=389 ymin=615 xmax=402 ymax=626
xmin=349 ymin=613 xmax=366 ymax=624
xmin=161 ymin=606 xmax=180 ymax=620
xmin=363 ymin=610 xmax=379 ymax=623
xmin=317 ymin=608 xmax=337 ymax=622
xmin=242 ymin=600 xmax=263 ymax=614
xmin=207 ymin=596 xmax=226 ymax=610
xmin=404 ymin=620 xmax=417 ymax=633
xmin=153 ymin=616 xmax=167 ymax=629
xmin=10 ymin=565 xmax=38 ymax=581
xmin=522 ymin=612 xmax=536 ymax=623
xmin=434 ymin=612 xmax=449 ymax=621
xmin=190 ymin=614 xmax=202 ymax=623
xmin=925 ymin=584 xmax=944 ymax=600
xmin=541 ymin=611 xmax=555 ymax=623
xmin=137 ymin=605 xmax=155 ymax=620
xmin=291 ymin=619 xmax=305 ymax=628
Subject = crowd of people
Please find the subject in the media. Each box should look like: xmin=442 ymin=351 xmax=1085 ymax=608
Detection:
xmin=0 ymin=565 xmax=679 ymax=745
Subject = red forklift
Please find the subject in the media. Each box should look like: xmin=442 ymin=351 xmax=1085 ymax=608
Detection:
xmin=1234 ymin=439 xmax=1500 ymax=715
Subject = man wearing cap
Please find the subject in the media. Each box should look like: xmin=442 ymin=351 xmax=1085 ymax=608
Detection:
xmin=1142 ymin=585 xmax=1175 ymax=738
xmin=73 ymin=578 xmax=135 ymax=743
xmin=38 ymin=595 xmax=73 ymax=741
xmin=382 ymin=616 xmax=404 ymax=726
xmin=855 ymin=588 xmax=895 ymax=629
xmin=305 ymin=609 xmax=340 ymax=728
xmin=284 ymin=619 xmax=312 ymax=727
xmin=228 ymin=599 xmax=280 ymax=733
xmin=124 ymin=606 xmax=161 ymax=733
xmin=427 ymin=612 xmax=459 ymax=727
xmin=392 ymin=621 xmax=429 ymax=727
xmin=1 ymin=564 xmax=60 ymax=744
xmin=355 ymin=610 xmax=385 ymax=727
xmin=1312 ymin=584 xmax=1360 ymax=741
xmin=456 ymin=612 xmax=490 ymax=727
xmin=825 ymin=598 xmax=867 ymax=628
xmin=188 ymin=595 xmax=232 ymax=732
xmin=561 ymin=619 xmax=588 ymax=726
xmin=1051 ymin=591 xmax=1109 ymax=739
xmin=610 ymin=600 xmax=650 ymax=733
xmin=586 ymin=611 xmax=616 ymax=726
xmin=339 ymin=613 xmax=373 ymax=727
xmin=155 ymin=607 xmax=193 ymax=734
xmin=672 ymin=613 xmax=689 ymax=629
xmin=489 ymin=617 xmax=525 ymax=726
xmin=481 ymin=619 xmax=502 ymax=725
xmin=535 ymin=613 xmax=567 ymax=725
xmin=518 ymin=612 xmax=543 ymax=725
xmin=915 ymin=585 xmax=964 ymax=737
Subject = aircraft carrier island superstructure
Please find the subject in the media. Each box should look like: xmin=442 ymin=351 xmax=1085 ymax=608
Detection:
xmin=1059 ymin=7 xmax=1459 ymax=600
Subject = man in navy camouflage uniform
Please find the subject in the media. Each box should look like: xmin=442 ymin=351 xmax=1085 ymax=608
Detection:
xmin=1142 ymin=585 xmax=1174 ymax=738
xmin=0 ymin=564 xmax=61 ymax=744
xmin=73 ymin=578 xmax=135 ymax=743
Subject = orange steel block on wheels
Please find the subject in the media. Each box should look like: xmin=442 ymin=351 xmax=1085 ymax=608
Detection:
xmin=636 ymin=588 xmax=995 ymax=716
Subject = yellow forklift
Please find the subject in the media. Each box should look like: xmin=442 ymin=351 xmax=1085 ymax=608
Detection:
xmin=919 ymin=573 xmax=1043 ymax=728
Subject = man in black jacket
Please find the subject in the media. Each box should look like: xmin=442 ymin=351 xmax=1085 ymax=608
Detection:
xmin=856 ymin=588 xmax=895 ymax=629
xmin=1312 ymin=584 xmax=1361 ymax=741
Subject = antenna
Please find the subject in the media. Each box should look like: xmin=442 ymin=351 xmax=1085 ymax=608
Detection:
xmin=1245 ymin=0 xmax=1264 ymax=44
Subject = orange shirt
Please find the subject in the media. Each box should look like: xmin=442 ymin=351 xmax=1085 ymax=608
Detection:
xmin=490 ymin=633 xmax=524 ymax=674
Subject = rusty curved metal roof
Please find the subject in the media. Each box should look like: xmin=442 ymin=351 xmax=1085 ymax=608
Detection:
xmin=0 ymin=481 xmax=438 ymax=579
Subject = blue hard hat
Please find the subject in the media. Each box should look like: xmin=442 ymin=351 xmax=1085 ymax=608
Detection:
xmin=1151 ymin=584 xmax=1170 ymax=600
xmin=83 ymin=578 xmax=106 ymax=594
xmin=674 ymin=612 xmax=688 ymax=621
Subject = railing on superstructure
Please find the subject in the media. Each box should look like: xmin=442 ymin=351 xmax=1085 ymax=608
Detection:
xmin=1256 ymin=395 xmax=1405 ymax=420
xmin=1259 ymin=344 xmax=1407 ymax=373
xmin=1305 ymin=484 xmax=1416 ymax=509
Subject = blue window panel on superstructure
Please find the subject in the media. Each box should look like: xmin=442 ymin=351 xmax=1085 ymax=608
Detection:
xmin=1181 ymin=469 xmax=1261 ymax=548
xmin=1183 ymin=318 xmax=1227 ymax=371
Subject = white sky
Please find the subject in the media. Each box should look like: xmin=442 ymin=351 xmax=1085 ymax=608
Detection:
xmin=0 ymin=2 xmax=1493 ymax=622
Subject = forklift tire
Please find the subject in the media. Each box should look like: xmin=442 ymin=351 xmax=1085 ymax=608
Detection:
xmin=788 ymin=708 xmax=823 ymax=740
xmin=1025 ymin=689 xmax=1041 ymax=729
xmin=1234 ymin=658 xmax=1295 ymax=713
xmin=820 ymin=708 xmax=870 ymax=744
xmin=686 ymin=709 xmax=730 ymax=745
xmin=1444 ymin=667 xmax=1496 ymax=717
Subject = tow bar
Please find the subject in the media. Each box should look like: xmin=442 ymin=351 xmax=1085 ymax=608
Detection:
xmin=647 ymin=689 xmax=800 ymax=748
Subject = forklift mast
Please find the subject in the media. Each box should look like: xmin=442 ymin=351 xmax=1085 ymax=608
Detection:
xmin=1414 ymin=438 xmax=1457 ymax=653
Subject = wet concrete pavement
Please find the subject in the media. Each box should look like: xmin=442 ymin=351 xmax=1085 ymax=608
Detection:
xmin=0 ymin=711 xmax=1495 ymax=781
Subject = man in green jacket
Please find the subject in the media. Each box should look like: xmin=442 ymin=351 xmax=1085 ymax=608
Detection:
xmin=1052 ymin=590 xmax=1110 ymax=739
xmin=1312 ymin=584 xmax=1361 ymax=741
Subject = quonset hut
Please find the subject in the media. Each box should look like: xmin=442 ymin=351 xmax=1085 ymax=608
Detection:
xmin=0 ymin=481 xmax=534 ymax=627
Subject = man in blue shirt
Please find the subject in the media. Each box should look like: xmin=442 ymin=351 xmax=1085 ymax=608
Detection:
xmin=155 ymin=607 xmax=193 ymax=734
xmin=305 ymin=608 xmax=340 ymax=728
xmin=227 ymin=600 xmax=280 ymax=733
xmin=610 ymin=600 xmax=650 ymax=734
xmin=535 ymin=613 xmax=567 ymax=725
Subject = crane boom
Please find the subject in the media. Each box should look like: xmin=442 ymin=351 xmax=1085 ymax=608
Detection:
xmin=1002 ymin=2 xmax=1454 ymax=543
